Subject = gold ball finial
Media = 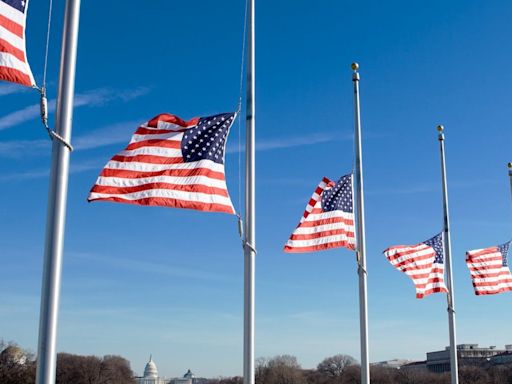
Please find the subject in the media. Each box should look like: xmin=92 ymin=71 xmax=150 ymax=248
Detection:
xmin=508 ymin=162 xmax=512 ymax=169
xmin=351 ymin=62 xmax=359 ymax=71
xmin=437 ymin=125 xmax=444 ymax=133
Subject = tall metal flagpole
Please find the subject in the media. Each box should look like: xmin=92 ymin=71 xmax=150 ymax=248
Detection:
xmin=508 ymin=163 xmax=512 ymax=202
xmin=437 ymin=125 xmax=459 ymax=384
xmin=351 ymin=63 xmax=370 ymax=384
xmin=35 ymin=1 xmax=81 ymax=383
xmin=244 ymin=0 xmax=256 ymax=383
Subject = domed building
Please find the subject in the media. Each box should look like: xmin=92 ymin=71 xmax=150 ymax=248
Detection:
xmin=136 ymin=356 xmax=206 ymax=384
xmin=136 ymin=355 xmax=169 ymax=384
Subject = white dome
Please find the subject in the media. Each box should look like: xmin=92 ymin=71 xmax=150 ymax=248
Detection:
xmin=143 ymin=355 xmax=159 ymax=378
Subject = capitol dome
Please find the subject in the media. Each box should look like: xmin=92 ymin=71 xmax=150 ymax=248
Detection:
xmin=143 ymin=355 xmax=159 ymax=378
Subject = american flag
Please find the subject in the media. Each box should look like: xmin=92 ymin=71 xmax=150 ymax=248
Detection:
xmin=88 ymin=112 xmax=236 ymax=214
xmin=284 ymin=174 xmax=356 ymax=253
xmin=0 ymin=0 xmax=35 ymax=86
xmin=466 ymin=241 xmax=512 ymax=295
xmin=383 ymin=233 xmax=448 ymax=299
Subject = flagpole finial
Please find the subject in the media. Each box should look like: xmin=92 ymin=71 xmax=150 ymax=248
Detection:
xmin=508 ymin=162 xmax=512 ymax=169
xmin=351 ymin=62 xmax=359 ymax=71
xmin=437 ymin=125 xmax=444 ymax=133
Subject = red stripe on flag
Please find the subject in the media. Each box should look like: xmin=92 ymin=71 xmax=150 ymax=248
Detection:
xmin=90 ymin=182 xmax=230 ymax=198
xmin=0 ymin=13 xmax=23 ymax=38
xmin=125 ymin=140 xmax=181 ymax=151
xmin=0 ymin=37 xmax=25 ymax=61
xmin=284 ymin=241 xmax=355 ymax=253
xmin=298 ymin=216 xmax=354 ymax=228
xmin=100 ymin=165 xmax=227 ymax=181
xmin=111 ymin=154 xmax=184 ymax=165
xmin=89 ymin=196 xmax=234 ymax=214
xmin=0 ymin=65 xmax=31 ymax=86
xmin=135 ymin=127 xmax=187 ymax=135
xmin=147 ymin=114 xmax=199 ymax=128
xmin=289 ymin=229 xmax=355 ymax=241
xmin=416 ymin=287 xmax=447 ymax=299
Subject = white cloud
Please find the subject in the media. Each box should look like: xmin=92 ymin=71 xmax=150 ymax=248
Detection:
xmin=0 ymin=87 xmax=150 ymax=130
xmin=226 ymin=132 xmax=346 ymax=154
xmin=0 ymin=83 xmax=30 ymax=96
xmin=74 ymin=120 xmax=143 ymax=150
xmin=0 ymin=159 xmax=103 ymax=182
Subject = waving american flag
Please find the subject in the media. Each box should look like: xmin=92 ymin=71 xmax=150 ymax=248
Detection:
xmin=0 ymin=0 xmax=35 ymax=86
xmin=383 ymin=233 xmax=448 ymax=299
xmin=466 ymin=241 xmax=512 ymax=295
xmin=88 ymin=112 xmax=236 ymax=214
xmin=284 ymin=174 xmax=356 ymax=253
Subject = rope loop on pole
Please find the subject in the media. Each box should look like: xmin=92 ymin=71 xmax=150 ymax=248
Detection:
xmin=39 ymin=88 xmax=74 ymax=152
xmin=34 ymin=0 xmax=73 ymax=152
xmin=236 ymin=214 xmax=257 ymax=255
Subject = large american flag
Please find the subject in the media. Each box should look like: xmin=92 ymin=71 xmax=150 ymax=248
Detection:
xmin=383 ymin=233 xmax=448 ymax=299
xmin=284 ymin=174 xmax=356 ymax=253
xmin=466 ymin=241 xmax=512 ymax=295
xmin=88 ymin=112 xmax=236 ymax=214
xmin=0 ymin=0 xmax=35 ymax=86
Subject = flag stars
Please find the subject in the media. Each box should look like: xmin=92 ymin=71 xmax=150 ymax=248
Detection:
xmin=181 ymin=113 xmax=235 ymax=164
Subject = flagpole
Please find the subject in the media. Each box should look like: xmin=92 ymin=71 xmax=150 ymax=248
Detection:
xmin=437 ymin=125 xmax=459 ymax=384
xmin=508 ymin=163 xmax=512 ymax=202
xmin=244 ymin=0 xmax=256 ymax=383
xmin=351 ymin=63 xmax=370 ymax=384
xmin=35 ymin=1 xmax=81 ymax=383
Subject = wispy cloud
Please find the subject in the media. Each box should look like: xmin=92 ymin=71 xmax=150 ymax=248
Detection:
xmin=367 ymin=178 xmax=501 ymax=196
xmin=0 ymin=119 xmax=142 ymax=158
xmin=0 ymin=139 xmax=49 ymax=158
xmin=0 ymin=159 xmax=103 ymax=182
xmin=366 ymin=183 xmax=437 ymax=196
xmin=0 ymin=87 xmax=150 ymax=130
xmin=74 ymin=120 xmax=142 ymax=150
xmin=0 ymin=83 xmax=30 ymax=96
xmin=227 ymin=132 xmax=346 ymax=154
xmin=69 ymin=252 xmax=235 ymax=283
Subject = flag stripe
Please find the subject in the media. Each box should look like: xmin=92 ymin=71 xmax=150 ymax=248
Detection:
xmin=0 ymin=35 xmax=24 ymax=61
xmin=94 ymin=174 xmax=228 ymax=190
xmin=90 ymin=182 xmax=230 ymax=198
xmin=89 ymin=196 xmax=234 ymax=214
xmin=0 ymin=63 xmax=30 ymax=85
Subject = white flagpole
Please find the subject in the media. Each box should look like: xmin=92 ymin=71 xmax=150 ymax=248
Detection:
xmin=35 ymin=1 xmax=81 ymax=383
xmin=244 ymin=0 xmax=256 ymax=383
xmin=508 ymin=163 xmax=512 ymax=202
xmin=437 ymin=125 xmax=459 ymax=384
xmin=351 ymin=63 xmax=370 ymax=384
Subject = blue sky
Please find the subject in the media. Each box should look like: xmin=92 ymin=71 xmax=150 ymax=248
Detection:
xmin=1 ymin=0 xmax=512 ymax=379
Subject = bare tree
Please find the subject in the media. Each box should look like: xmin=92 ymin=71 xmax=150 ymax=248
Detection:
xmin=317 ymin=354 xmax=358 ymax=378
xmin=255 ymin=355 xmax=306 ymax=384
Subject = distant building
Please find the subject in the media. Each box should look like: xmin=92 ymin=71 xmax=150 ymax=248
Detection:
xmin=490 ymin=345 xmax=512 ymax=366
xmin=135 ymin=356 xmax=206 ymax=384
xmin=371 ymin=359 xmax=414 ymax=369
xmin=427 ymin=344 xmax=510 ymax=372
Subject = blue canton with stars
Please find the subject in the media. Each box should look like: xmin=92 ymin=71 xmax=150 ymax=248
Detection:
xmin=2 ymin=0 xmax=27 ymax=13
xmin=423 ymin=233 xmax=444 ymax=264
xmin=321 ymin=174 xmax=353 ymax=213
xmin=498 ymin=240 xmax=511 ymax=267
xmin=181 ymin=113 xmax=235 ymax=165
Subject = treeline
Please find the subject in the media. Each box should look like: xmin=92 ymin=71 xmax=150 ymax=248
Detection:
xmin=0 ymin=340 xmax=135 ymax=384
xmin=4 ymin=339 xmax=512 ymax=384
xmin=210 ymin=354 xmax=512 ymax=384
